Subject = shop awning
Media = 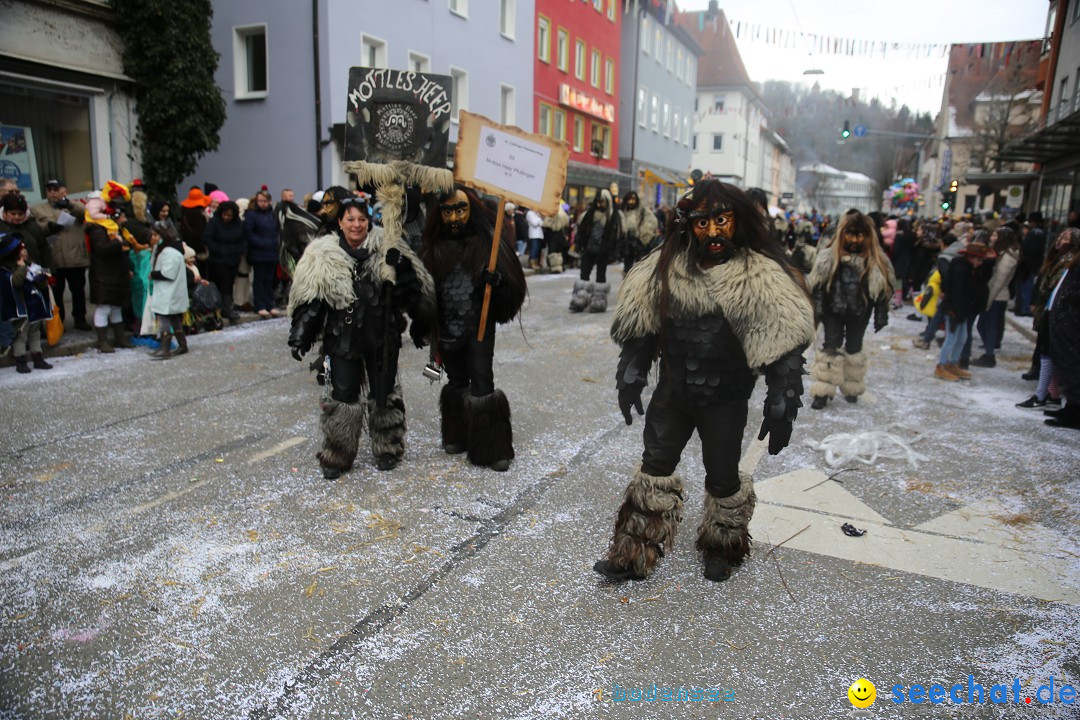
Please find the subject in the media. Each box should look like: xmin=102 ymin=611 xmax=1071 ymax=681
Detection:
xmin=996 ymin=109 xmax=1080 ymax=164
xmin=641 ymin=167 xmax=689 ymax=187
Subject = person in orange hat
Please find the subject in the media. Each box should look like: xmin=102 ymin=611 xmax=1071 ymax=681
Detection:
xmin=179 ymin=186 xmax=211 ymax=273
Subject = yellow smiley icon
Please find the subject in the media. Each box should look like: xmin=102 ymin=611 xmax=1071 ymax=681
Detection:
xmin=848 ymin=678 xmax=876 ymax=708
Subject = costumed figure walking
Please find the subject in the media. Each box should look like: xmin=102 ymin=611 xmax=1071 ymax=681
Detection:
xmin=569 ymin=189 xmax=621 ymax=313
xmin=541 ymin=204 xmax=570 ymax=274
xmin=411 ymin=185 xmax=527 ymax=472
xmin=619 ymin=191 xmax=660 ymax=275
xmin=593 ymin=180 xmax=815 ymax=583
xmin=807 ymin=209 xmax=895 ymax=410
xmin=288 ymin=197 xmax=436 ymax=478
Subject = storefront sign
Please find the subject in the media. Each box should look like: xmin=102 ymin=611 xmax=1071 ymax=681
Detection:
xmin=0 ymin=125 xmax=40 ymax=197
xmin=558 ymin=84 xmax=615 ymax=123
xmin=344 ymin=68 xmax=453 ymax=166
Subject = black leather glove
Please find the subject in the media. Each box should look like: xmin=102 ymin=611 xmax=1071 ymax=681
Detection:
xmin=409 ymin=320 xmax=429 ymax=349
xmin=46 ymin=221 xmax=62 ymax=235
xmin=385 ymin=247 xmax=401 ymax=267
xmin=758 ymin=347 xmax=806 ymax=455
xmin=291 ymin=346 xmax=304 ymax=362
xmin=480 ymin=269 xmax=503 ymax=287
xmin=618 ymin=383 xmax=645 ymax=425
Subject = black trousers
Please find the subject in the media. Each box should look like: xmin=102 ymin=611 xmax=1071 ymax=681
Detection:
xmin=579 ymin=250 xmax=609 ymax=283
xmin=821 ymin=310 xmax=871 ymax=354
xmin=329 ymin=355 xmax=367 ymax=404
xmin=207 ymin=261 xmax=239 ymax=303
xmin=51 ymin=266 xmax=87 ymax=322
xmin=440 ymin=329 xmax=496 ymax=398
xmin=640 ymin=382 xmax=748 ymax=498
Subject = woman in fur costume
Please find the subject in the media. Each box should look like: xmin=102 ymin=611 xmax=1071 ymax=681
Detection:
xmin=570 ymin=189 xmax=621 ymax=313
xmin=807 ymin=209 xmax=895 ymax=410
xmin=593 ymin=180 xmax=815 ymax=583
xmin=410 ymin=185 xmax=527 ymax=472
xmin=619 ymin=191 xmax=659 ymax=274
xmin=288 ymin=197 xmax=435 ymax=479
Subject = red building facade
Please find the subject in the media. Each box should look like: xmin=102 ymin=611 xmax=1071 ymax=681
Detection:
xmin=534 ymin=0 xmax=623 ymax=207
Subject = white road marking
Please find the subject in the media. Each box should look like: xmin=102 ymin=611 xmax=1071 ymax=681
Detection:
xmin=750 ymin=468 xmax=1080 ymax=604
xmin=247 ymin=436 xmax=306 ymax=464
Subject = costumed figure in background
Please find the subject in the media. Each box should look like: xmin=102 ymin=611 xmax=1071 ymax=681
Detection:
xmin=807 ymin=209 xmax=896 ymax=410
xmin=541 ymin=204 xmax=570 ymax=274
xmin=85 ymin=181 xmax=136 ymax=353
xmin=570 ymin=189 xmax=621 ymax=313
xmin=593 ymin=180 xmax=815 ymax=583
xmin=288 ymin=197 xmax=436 ymax=478
xmin=411 ymin=185 xmax=527 ymax=472
xmin=619 ymin=191 xmax=659 ymax=275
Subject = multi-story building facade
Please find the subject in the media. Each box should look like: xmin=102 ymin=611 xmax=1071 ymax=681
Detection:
xmin=999 ymin=0 xmax=1080 ymax=228
xmin=796 ymin=163 xmax=878 ymax=216
xmin=0 ymin=0 xmax=141 ymax=203
xmin=187 ymin=0 xmax=534 ymax=196
xmin=618 ymin=1 xmax=701 ymax=208
xmin=534 ymin=0 xmax=622 ymax=209
xmin=679 ymin=3 xmax=793 ymax=204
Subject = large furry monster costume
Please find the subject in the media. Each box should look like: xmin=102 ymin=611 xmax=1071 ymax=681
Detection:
xmin=412 ymin=185 xmax=527 ymax=472
xmin=570 ymin=189 xmax=622 ymax=313
xmin=807 ymin=209 xmax=895 ymax=410
xmin=619 ymin=191 xmax=659 ymax=274
xmin=288 ymin=199 xmax=436 ymax=478
xmin=594 ymin=180 xmax=815 ymax=583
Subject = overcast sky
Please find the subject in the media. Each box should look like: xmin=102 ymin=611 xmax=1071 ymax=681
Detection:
xmin=677 ymin=0 xmax=1050 ymax=115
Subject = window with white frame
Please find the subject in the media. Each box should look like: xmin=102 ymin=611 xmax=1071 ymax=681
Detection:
xmin=662 ymin=101 xmax=670 ymax=137
xmin=500 ymin=84 xmax=515 ymax=125
xmin=573 ymin=115 xmax=584 ymax=152
xmin=450 ymin=66 xmax=468 ymax=121
xmin=408 ymin=51 xmax=431 ymax=74
xmin=608 ymin=0 xmax=616 ymax=21
xmin=557 ymin=28 xmax=569 ymax=72
xmin=676 ymin=47 xmax=683 ymax=80
xmin=593 ymin=0 xmax=602 ymax=12
xmin=713 ymin=94 xmax=725 ymax=113
xmin=553 ymin=108 xmax=566 ymax=141
xmin=650 ymin=93 xmax=659 ymax=132
xmin=575 ymin=40 xmax=586 ymax=81
xmin=591 ymin=124 xmax=611 ymax=159
xmin=500 ymin=0 xmax=515 ymax=37
xmin=683 ymin=116 xmax=690 ymax=145
xmin=538 ymin=17 xmax=550 ymax=62
xmin=667 ymin=37 xmax=674 ymax=72
xmin=712 ymin=133 xmax=723 ymax=151
xmin=672 ymin=108 xmax=680 ymax=142
xmin=642 ymin=16 xmax=650 ymax=55
xmin=361 ymin=33 xmax=387 ymax=69
xmin=638 ymin=86 xmax=647 ymax=127
xmin=234 ymin=24 xmax=268 ymax=99
xmin=604 ymin=58 xmax=614 ymax=94
xmin=449 ymin=0 xmax=467 ymax=18
xmin=591 ymin=50 xmax=601 ymax=88
xmin=538 ymin=103 xmax=552 ymax=136
xmin=655 ymin=28 xmax=662 ymax=59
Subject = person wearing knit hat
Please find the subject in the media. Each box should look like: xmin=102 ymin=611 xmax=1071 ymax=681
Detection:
xmin=0 ymin=231 xmax=55 ymax=373
xmin=206 ymin=189 xmax=230 ymax=219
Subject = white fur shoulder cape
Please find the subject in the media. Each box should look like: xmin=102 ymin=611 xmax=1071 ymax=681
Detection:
xmin=808 ymin=248 xmax=895 ymax=301
xmin=287 ymin=228 xmax=435 ymax=319
xmin=611 ymin=248 xmax=815 ymax=369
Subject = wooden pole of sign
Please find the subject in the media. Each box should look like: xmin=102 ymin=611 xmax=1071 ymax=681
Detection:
xmin=476 ymin=195 xmax=507 ymax=342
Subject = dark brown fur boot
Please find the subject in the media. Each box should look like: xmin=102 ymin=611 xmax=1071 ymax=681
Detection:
xmin=464 ymin=390 xmax=514 ymax=470
xmin=697 ymin=472 xmax=756 ymax=582
xmin=594 ymin=469 xmax=685 ymax=581
xmin=368 ymin=385 xmax=406 ymax=470
xmin=316 ymin=399 xmax=365 ymax=477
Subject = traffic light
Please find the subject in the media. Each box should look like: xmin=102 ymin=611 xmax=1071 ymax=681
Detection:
xmin=841 ymin=120 xmax=851 ymax=139
xmin=949 ymin=178 xmax=959 ymax=194
xmin=941 ymin=179 xmax=959 ymax=211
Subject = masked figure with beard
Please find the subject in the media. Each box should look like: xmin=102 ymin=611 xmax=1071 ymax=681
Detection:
xmin=807 ymin=209 xmax=895 ymax=410
xmin=620 ymin=191 xmax=659 ymax=274
xmin=288 ymin=197 xmax=436 ymax=478
xmin=570 ymin=189 xmax=622 ymax=313
xmin=412 ymin=186 xmax=527 ymax=471
xmin=593 ymin=180 xmax=815 ymax=583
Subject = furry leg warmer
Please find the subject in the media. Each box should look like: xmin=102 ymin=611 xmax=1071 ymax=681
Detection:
xmin=588 ymin=282 xmax=610 ymax=313
xmin=548 ymin=251 xmax=563 ymax=273
xmin=569 ymin=280 xmax=593 ymax=313
xmin=840 ymin=350 xmax=868 ymax=398
xmin=696 ymin=473 xmax=756 ymax=581
xmin=596 ymin=469 xmax=685 ymax=581
xmin=316 ymin=399 xmax=365 ymax=472
xmin=464 ymin=389 xmax=514 ymax=469
xmin=367 ymin=385 xmax=407 ymax=460
xmin=439 ymin=384 xmax=468 ymax=452
xmin=809 ymin=350 xmax=845 ymax=399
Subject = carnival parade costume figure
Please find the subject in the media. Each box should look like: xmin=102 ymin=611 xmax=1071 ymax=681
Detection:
xmin=593 ymin=180 xmax=815 ymax=583
xmin=619 ymin=191 xmax=659 ymax=274
xmin=412 ymin=186 xmax=527 ymax=472
xmin=288 ymin=197 xmax=436 ymax=479
xmin=570 ymin=189 xmax=621 ymax=313
xmin=807 ymin=209 xmax=895 ymax=410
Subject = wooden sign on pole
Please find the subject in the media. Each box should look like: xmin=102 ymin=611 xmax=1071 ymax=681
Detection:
xmin=453 ymin=111 xmax=569 ymax=340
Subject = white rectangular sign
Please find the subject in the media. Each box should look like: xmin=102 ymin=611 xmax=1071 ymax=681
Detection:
xmin=473 ymin=125 xmax=551 ymax=206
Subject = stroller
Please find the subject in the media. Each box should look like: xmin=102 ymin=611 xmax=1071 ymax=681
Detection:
xmin=185 ymin=281 xmax=224 ymax=334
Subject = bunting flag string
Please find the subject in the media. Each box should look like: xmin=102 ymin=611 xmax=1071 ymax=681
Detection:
xmin=727 ymin=15 xmax=954 ymax=60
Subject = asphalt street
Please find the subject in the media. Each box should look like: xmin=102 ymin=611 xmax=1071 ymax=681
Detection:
xmin=1 ymin=268 xmax=1078 ymax=720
